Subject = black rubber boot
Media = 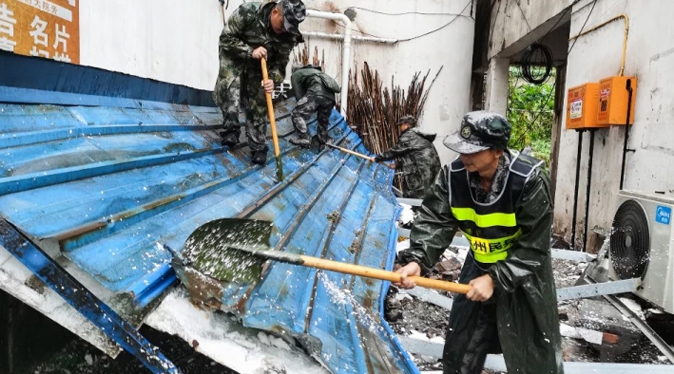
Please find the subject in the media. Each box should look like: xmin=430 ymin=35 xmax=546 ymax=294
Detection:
xmin=311 ymin=135 xmax=326 ymax=151
xmin=251 ymin=151 xmax=267 ymax=165
xmin=220 ymin=132 xmax=239 ymax=147
xmin=289 ymin=133 xmax=311 ymax=148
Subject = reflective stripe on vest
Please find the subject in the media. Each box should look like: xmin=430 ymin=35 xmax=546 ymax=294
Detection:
xmin=462 ymin=229 xmax=522 ymax=263
xmin=450 ymin=207 xmax=517 ymax=228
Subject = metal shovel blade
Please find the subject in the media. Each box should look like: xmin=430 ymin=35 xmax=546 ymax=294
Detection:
xmin=181 ymin=218 xmax=274 ymax=285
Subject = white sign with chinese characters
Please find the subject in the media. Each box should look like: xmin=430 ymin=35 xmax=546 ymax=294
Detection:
xmin=0 ymin=0 xmax=79 ymax=63
xmin=569 ymin=99 xmax=582 ymax=120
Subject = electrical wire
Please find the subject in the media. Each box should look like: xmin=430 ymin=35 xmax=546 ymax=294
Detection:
xmin=513 ymin=0 xmax=598 ymax=148
xmin=320 ymin=0 xmax=473 ymax=43
xmin=346 ymin=6 xmax=472 ymax=18
xmin=538 ymin=2 xmax=574 ymax=44
xmin=515 ymin=0 xmax=533 ymax=32
xmin=519 ymin=43 xmax=553 ymax=84
xmin=511 ymin=77 xmax=557 ymax=149
xmin=396 ymin=0 xmax=473 ymax=42
xmin=568 ymin=0 xmax=598 ymax=55
xmin=517 ymin=0 xmax=584 ymax=84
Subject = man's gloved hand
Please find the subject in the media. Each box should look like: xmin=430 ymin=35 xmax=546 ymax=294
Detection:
xmin=374 ymin=155 xmax=383 ymax=162
xmin=252 ymin=46 xmax=268 ymax=60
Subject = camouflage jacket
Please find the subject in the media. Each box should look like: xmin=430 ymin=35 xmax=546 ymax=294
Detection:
xmin=218 ymin=2 xmax=303 ymax=84
xmin=379 ymin=128 xmax=441 ymax=199
xmin=291 ymin=66 xmax=340 ymax=100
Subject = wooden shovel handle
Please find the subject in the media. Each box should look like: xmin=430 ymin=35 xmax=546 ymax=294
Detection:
xmin=299 ymin=255 xmax=470 ymax=294
xmin=326 ymin=143 xmax=375 ymax=162
xmin=260 ymin=58 xmax=281 ymax=158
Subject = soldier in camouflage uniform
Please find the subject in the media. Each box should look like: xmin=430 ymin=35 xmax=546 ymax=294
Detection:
xmin=374 ymin=116 xmax=441 ymax=199
xmin=213 ymin=0 xmax=306 ymax=165
xmin=288 ymin=64 xmax=340 ymax=149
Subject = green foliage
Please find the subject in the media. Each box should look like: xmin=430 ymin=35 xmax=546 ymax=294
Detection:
xmin=530 ymin=139 xmax=551 ymax=165
xmin=507 ymin=66 xmax=555 ymax=164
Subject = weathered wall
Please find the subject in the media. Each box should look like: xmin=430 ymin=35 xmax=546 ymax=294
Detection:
xmin=554 ymin=0 xmax=674 ymax=249
xmin=485 ymin=0 xmax=674 ymax=250
xmin=301 ymin=0 xmax=476 ymax=164
xmin=488 ymin=0 xmax=574 ymax=59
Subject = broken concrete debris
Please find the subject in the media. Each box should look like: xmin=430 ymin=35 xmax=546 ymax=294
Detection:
xmin=386 ymin=245 xmax=671 ymax=371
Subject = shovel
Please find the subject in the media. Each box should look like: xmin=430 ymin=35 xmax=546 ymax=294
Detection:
xmin=326 ymin=143 xmax=375 ymax=163
xmin=260 ymin=58 xmax=284 ymax=181
xmin=179 ymin=218 xmax=471 ymax=294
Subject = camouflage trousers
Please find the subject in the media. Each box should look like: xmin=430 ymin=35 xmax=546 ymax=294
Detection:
xmin=291 ymin=95 xmax=334 ymax=144
xmin=213 ymin=69 xmax=269 ymax=153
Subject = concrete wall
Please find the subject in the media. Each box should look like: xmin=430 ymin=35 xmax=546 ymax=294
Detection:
xmin=301 ymin=0 xmax=476 ymax=164
xmin=79 ymin=0 xmax=224 ymax=90
xmin=488 ymin=0 xmax=574 ymax=59
xmin=554 ymin=0 xmax=674 ymax=249
xmin=484 ymin=0 xmax=674 ymax=250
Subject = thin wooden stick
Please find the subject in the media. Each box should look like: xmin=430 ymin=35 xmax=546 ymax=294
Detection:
xmin=326 ymin=143 xmax=374 ymax=162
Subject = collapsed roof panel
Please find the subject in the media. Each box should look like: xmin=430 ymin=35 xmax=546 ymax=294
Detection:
xmin=0 ymin=53 xmax=417 ymax=374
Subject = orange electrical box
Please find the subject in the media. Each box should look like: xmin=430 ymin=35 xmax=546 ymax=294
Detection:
xmin=566 ymin=83 xmax=601 ymax=129
xmin=597 ymin=76 xmax=637 ymax=126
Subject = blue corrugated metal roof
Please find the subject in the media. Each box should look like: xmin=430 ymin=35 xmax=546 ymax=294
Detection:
xmin=0 ymin=59 xmax=418 ymax=374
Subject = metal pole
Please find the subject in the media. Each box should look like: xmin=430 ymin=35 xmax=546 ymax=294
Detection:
xmin=571 ymin=130 xmax=583 ymax=249
xmin=582 ymin=129 xmax=595 ymax=252
xmin=620 ymin=78 xmax=634 ymax=190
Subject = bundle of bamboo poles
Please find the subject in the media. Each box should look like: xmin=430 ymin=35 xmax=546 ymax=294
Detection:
xmin=348 ymin=62 xmax=442 ymax=154
xmin=348 ymin=63 xmax=442 ymax=191
xmin=292 ymin=44 xmax=325 ymax=70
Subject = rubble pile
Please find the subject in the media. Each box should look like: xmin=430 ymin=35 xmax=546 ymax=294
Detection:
xmin=386 ymin=240 xmax=671 ymax=372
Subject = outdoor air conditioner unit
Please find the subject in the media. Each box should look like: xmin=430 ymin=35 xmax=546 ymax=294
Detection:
xmin=610 ymin=191 xmax=674 ymax=313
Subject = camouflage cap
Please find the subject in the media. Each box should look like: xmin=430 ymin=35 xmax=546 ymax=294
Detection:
xmin=280 ymin=0 xmax=306 ymax=36
xmin=396 ymin=115 xmax=417 ymax=127
xmin=443 ymin=111 xmax=511 ymax=154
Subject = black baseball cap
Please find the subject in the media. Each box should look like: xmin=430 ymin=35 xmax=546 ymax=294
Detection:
xmin=443 ymin=111 xmax=511 ymax=154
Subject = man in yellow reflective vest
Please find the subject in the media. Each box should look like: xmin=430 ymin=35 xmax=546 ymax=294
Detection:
xmin=395 ymin=111 xmax=564 ymax=374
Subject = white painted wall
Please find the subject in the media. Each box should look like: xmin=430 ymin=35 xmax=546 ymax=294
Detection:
xmin=301 ymin=0 xmax=476 ymax=164
xmin=76 ymin=0 xmax=476 ymax=164
xmin=79 ymin=0 xmax=224 ymax=90
xmin=553 ymin=0 xmax=674 ymax=248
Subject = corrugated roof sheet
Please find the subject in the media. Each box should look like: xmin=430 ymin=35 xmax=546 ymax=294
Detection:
xmin=0 ymin=86 xmax=418 ymax=373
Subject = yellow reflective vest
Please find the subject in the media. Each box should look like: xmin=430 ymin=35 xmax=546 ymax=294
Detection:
xmin=448 ymin=153 xmax=544 ymax=263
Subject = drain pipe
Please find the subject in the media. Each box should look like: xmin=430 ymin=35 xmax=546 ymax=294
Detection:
xmin=303 ymin=31 xmax=397 ymax=44
xmin=306 ymin=10 xmax=352 ymax=117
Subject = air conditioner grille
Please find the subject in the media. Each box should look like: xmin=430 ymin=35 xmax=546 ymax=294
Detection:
xmin=610 ymin=200 xmax=650 ymax=279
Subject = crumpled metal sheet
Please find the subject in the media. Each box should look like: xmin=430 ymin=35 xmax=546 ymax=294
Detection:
xmin=0 ymin=97 xmax=418 ymax=374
